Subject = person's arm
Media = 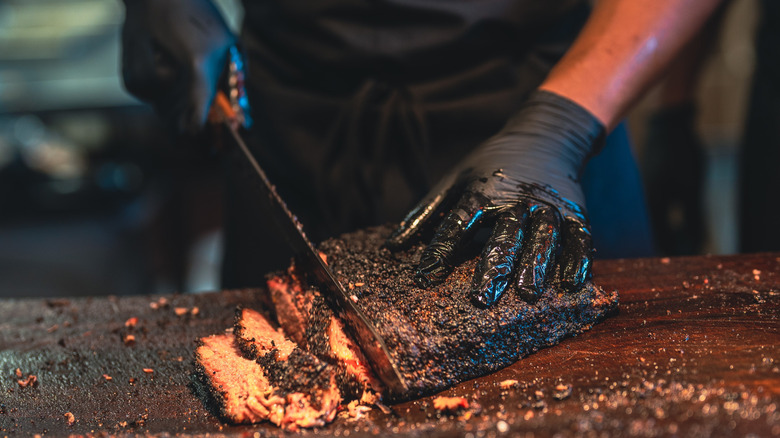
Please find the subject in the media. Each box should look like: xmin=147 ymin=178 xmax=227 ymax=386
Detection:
xmin=540 ymin=0 xmax=723 ymax=130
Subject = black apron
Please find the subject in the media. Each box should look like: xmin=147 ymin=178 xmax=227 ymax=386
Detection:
xmin=221 ymin=0 xmax=653 ymax=288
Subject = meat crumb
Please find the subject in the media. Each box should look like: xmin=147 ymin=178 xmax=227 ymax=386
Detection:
xmin=103 ymin=374 xmax=112 ymax=381
xmin=553 ymin=383 xmax=573 ymax=400
xmin=124 ymin=334 xmax=136 ymax=346
xmin=143 ymin=368 xmax=154 ymax=374
xmin=125 ymin=317 xmax=138 ymax=328
xmin=64 ymin=412 xmax=75 ymax=426
xmin=17 ymin=374 xmax=38 ymax=388
xmin=499 ymin=379 xmax=519 ymax=390
xmin=15 ymin=368 xmax=22 ymax=378
xmin=354 ymin=282 xmax=365 ymax=287
xmin=346 ymin=400 xmax=372 ymax=420
xmin=149 ymin=297 xmax=169 ymax=310
xmin=660 ymin=257 xmax=670 ymax=264
xmin=174 ymin=307 xmax=199 ymax=317
xmin=433 ymin=396 xmax=469 ymax=412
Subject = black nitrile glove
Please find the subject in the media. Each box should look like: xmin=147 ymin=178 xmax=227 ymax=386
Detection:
xmin=121 ymin=0 xmax=236 ymax=136
xmin=386 ymin=90 xmax=605 ymax=307
xmin=642 ymin=103 xmax=706 ymax=255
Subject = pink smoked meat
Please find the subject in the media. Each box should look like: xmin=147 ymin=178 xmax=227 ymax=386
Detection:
xmin=195 ymin=310 xmax=341 ymax=431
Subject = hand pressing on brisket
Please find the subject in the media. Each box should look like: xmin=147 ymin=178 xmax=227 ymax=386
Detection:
xmin=386 ymin=91 xmax=605 ymax=307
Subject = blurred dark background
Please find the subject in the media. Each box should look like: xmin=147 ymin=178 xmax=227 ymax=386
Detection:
xmin=0 ymin=0 xmax=242 ymax=297
xmin=0 ymin=0 xmax=760 ymax=298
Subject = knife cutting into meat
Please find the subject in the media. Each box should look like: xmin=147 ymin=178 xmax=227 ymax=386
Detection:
xmin=208 ymin=46 xmax=409 ymax=397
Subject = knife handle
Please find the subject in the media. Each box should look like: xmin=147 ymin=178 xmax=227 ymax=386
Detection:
xmin=208 ymin=91 xmax=238 ymax=126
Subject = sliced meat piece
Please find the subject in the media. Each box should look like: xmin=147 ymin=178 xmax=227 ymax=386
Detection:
xmin=327 ymin=316 xmax=383 ymax=404
xmin=196 ymin=319 xmax=341 ymax=430
xmin=195 ymin=334 xmax=285 ymax=425
xmin=235 ymin=303 xmax=380 ymax=405
xmin=234 ymin=307 xmax=295 ymax=360
xmin=267 ymin=266 xmax=312 ymax=346
xmin=269 ymin=280 xmax=384 ymax=404
xmin=306 ymin=297 xmax=383 ymax=403
xmin=231 ymin=307 xmax=342 ymax=429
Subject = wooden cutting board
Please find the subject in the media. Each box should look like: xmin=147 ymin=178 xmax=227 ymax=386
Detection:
xmin=1 ymin=253 xmax=778 ymax=437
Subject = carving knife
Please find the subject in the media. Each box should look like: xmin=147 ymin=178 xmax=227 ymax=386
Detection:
xmin=209 ymin=49 xmax=409 ymax=397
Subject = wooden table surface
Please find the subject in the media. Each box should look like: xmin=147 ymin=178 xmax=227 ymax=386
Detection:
xmin=1 ymin=253 xmax=778 ymax=437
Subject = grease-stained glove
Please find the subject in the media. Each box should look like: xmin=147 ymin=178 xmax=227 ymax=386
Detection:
xmin=121 ymin=0 xmax=235 ymax=136
xmin=386 ymin=90 xmax=605 ymax=307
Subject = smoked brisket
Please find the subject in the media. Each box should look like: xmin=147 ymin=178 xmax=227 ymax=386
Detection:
xmin=195 ymin=224 xmax=617 ymax=428
xmin=302 ymin=225 xmax=618 ymax=400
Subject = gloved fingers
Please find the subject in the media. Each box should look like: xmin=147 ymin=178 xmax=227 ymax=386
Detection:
xmin=514 ymin=205 xmax=561 ymax=302
xmin=557 ymin=217 xmax=593 ymax=291
xmin=385 ymin=175 xmax=457 ymax=250
xmin=414 ymin=191 xmax=491 ymax=288
xmin=470 ymin=203 xmax=530 ymax=307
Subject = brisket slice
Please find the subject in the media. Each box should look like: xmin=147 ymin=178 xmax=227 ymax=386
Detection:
xmin=246 ymin=290 xmax=384 ymax=404
xmin=308 ymin=224 xmax=619 ymax=400
xmin=234 ymin=307 xmax=296 ymax=361
xmin=267 ymin=267 xmax=313 ymax=347
xmin=195 ymin=310 xmax=341 ymax=431
xmin=303 ymin=296 xmax=384 ymax=403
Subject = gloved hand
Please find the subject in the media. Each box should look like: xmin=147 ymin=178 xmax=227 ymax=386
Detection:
xmin=121 ymin=0 xmax=236 ymax=136
xmin=386 ymin=90 xmax=605 ymax=307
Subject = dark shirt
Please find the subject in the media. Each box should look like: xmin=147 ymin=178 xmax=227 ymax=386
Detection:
xmin=221 ymin=0 xmax=652 ymax=288
xmin=240 ymin=0 xmax=590 ymax=91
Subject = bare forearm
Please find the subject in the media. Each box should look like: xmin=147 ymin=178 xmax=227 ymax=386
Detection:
xmin=539 ymin=0 xmax=723 ymax=130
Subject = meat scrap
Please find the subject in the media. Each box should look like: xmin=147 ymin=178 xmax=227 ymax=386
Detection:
xmin=433 ymin=396 xmax=469 ymax=412
xmin=17 ymin=374 xmax=38 ymax=388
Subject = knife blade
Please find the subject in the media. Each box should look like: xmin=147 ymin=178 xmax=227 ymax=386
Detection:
xmin=211 ymin=89 xmax=409 ymax=397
